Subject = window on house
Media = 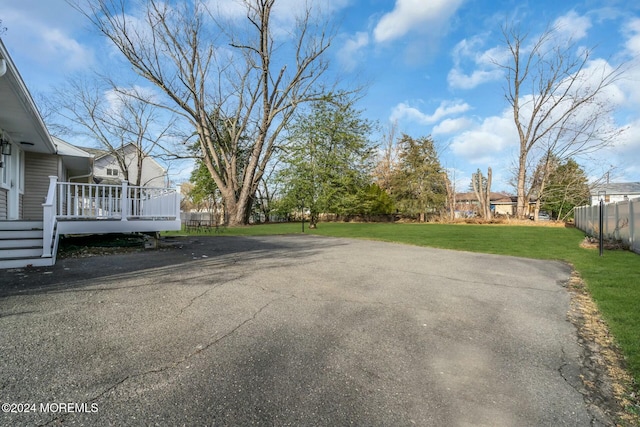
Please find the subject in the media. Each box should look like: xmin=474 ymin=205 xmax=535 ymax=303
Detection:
xmin=106 ymin=168 xmax=119 ymax=176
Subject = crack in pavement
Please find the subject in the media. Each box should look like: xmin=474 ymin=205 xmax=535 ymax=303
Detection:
xmin=39 ymin=295 xmax=289 ymax=427
xmin=177 ymin=276 xmax=242 ymax=316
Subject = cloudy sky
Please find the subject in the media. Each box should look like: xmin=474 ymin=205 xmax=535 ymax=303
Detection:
xmin=2 ymin=0 xmax=639 ymax=190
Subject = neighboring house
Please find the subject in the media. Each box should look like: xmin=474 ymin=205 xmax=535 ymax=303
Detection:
xmin=0 ymin=40 xmax=180 ymax=269
xmin=455 ymin=192 xmax=518 ymax=217
xmin=590 ymin=182 xmax=640 ymax=205
xmin=80 ymin=143 xmax=168 ymax=187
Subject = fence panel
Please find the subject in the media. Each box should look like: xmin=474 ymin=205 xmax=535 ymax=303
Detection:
xmin=575 ymin=199 xmax=640 ymax=254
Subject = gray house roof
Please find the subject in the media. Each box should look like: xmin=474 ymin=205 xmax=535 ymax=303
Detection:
xmin=590 ymin=182 xmax=640 ymax=195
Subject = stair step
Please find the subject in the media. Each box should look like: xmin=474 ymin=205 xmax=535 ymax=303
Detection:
xmin=0 ymin=230 xmax=44 ymax=239
xmin=0 ymin=221 xmax=44 ymax=231
xmin=0 ymin=239 xmax=43 ymax=249
xmin=0 ymin=257 xmax=54 ymax=269
xmin=0 ymin=247 xmax=43 ymax=258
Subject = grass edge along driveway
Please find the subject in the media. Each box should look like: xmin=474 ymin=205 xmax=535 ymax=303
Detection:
xmin=170 ymin=222 xmax=640 ymax=419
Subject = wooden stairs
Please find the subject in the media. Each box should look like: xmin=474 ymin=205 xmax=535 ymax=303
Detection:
xmin=0 ymin=221 xmax=55 ymax=269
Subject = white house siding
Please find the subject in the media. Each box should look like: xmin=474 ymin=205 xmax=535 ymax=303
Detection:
xmin=139 ymin=156 xmax=166 ymax=187
xmin=23 ymin=152 xmax=58 ymax=220
xmin=93 ymin=145 xmax=166 ymax=187
xmin=0 ymin=188 xmax=6 ymax=220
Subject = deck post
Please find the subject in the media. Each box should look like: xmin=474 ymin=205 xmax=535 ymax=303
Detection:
xmin=42 ymin=176 xmax=58 ymax=257
xmin=121 ymin=181 xmax=129 ymax=221
xmin=175 ymin=185 xmax=182 ymax=222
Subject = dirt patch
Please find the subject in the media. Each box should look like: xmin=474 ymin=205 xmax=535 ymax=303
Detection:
xmin=566 ymin=271 xmax=640 ymax=426
xmin=58 ymin=233 xmax=145 ymax=259
xmin=580 ymin=236 xmax=629 ymax=251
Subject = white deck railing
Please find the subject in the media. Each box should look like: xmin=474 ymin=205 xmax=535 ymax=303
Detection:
xmin=42 ymin=176 xmax=181 ymax=258
xmin=55 ymin=180 xmax=180 ymax=220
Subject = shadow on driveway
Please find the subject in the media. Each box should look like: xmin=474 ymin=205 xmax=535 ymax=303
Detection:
xmin=0 ymin=235 xmax=344 ymax=298
xmin=0 ymin=235 xmax=613 ymax=426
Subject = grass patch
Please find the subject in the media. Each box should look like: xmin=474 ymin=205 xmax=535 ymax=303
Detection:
xmin=171 ymin=221 xmax=640 ymax=390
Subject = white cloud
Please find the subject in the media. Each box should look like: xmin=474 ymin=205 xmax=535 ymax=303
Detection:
xmin=41 ymin=28 xmax=95 ymax=70
xmin=211 ymin=0 xmax=351 ymax=31
xmin=553 ymin=10 xmax=592 ymax=41
xmin=450 ymin=110 xmax=517 ymax=164
xmin=337 ymin=32 xmax=369 ymax=72
xmin=209 ymin=0 xmax=246 ymax=20
xmin=618 ymin=20 xmax=640 ymax=108
xmin=433 ymin=117 xmax=474 ymax=134
xmin=623 ymin=18 xmax=640 ymax=56
xmin=580 ymin=119 xmax=640 ymax=183
xmin=390 ymin=100 xmax=471 ymax=125
xmin=447 ymin=11 xmax=592 ymax=92
xmin=2 ymin=4 xmax=94 ymax=72
xmin=447 ymin=68 xmax=502 ymax=90
xmin=447 ymin=36 xmax=504 ymax=90
xmin=373 ymin=0 xmax=464 ymax=43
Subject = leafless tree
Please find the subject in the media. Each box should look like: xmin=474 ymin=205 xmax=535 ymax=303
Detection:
xmin=443 ymin=171 xmax=456 ymax=221
xmin=496 ymin=22 xmax=626 ymax=219
xmin=71 ymin=0 xmax=336 ymax=226
xmin=471 ymin=167 xmax=492 ymax=220
xmin=372 ymin=121 xmax=399 ymax=193
xmin=48 ymin=76 xmax=174 ymax=186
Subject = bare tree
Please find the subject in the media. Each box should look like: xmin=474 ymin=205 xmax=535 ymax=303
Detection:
xmin=443 ymin=170 xmax=456 ymax=221
xmin=372 ymin=121 xmax=398 ymax=193
xmin=497 ymin=22 xmax=626 ymax=219
xmin=71 ymin=0 xmax=336 ymax=226
xmin=49 ymin=76 xmax=174 ymax=186
xmin=471 ymin=167 xmax=492 ymax=220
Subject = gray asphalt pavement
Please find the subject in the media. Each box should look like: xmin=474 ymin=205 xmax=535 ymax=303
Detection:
xmin=0 ymin=234 xmax=610 ymax=426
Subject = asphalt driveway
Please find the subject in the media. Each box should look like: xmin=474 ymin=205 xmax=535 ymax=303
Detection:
xmin=0 ymin=235 xmax=611 ymax=426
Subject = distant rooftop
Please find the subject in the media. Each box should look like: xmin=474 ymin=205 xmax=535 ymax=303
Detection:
xmin=590 ymin=182 xmax=640 ymax=195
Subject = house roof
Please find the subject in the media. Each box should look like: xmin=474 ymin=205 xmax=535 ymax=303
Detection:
xmin=590 ymin=182 xmax=640 ymax=195
xmin=75 ymin=146 xmax=109 ymax=158
xmin=456 ymin=192 xmax=515 ymax=203
xmin=53 ymin=137 xmax=93 ymax=177
xmin=74 ymin=143 xmax=167 ymax=174
xmin=0 ymin=40 xmax=56 ymax=155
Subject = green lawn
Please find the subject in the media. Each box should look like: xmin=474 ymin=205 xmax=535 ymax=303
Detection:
xmin=168 ymin=222 xmax=640 ymax=389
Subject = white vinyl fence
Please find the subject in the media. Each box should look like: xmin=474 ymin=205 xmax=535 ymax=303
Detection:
xmin=575 ymin=198 xmax=639 ymax=254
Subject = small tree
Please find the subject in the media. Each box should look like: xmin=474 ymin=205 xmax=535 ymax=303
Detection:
xmin=540 ymin=158 xmax=590 ymax=220
xmin=276 ymin=95 xmax=376 ymax=228
xmin=188 ymin=159 xmax=222 ymax=220
xmin=390 ymin=135 xmax=447 ymax=221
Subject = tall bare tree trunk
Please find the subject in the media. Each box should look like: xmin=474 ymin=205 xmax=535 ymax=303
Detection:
xmin=497 ymin=23 xmax=625 ymax=219
xmin=472 ymin=167 xmax=492 ymax=220
xmin=485 ymin=167 xmax=492 ymax=220
xmin=72 ymin=0 xmax=336 ymax=227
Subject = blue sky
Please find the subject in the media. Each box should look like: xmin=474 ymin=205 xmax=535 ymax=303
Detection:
xmin=2 ymin=0 xmax=640 ymax=191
